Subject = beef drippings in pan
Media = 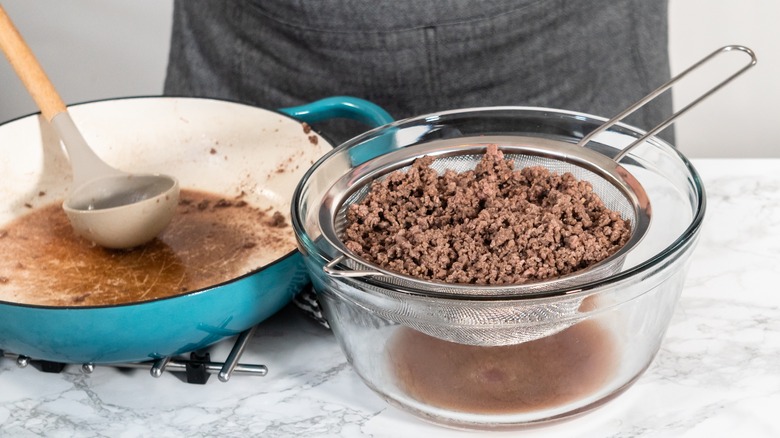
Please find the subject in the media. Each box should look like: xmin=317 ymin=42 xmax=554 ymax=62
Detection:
xmin=344 ymin=144 xmax=631 ymax=285
xmin=0 ymin=189 xmax=294 ymax=307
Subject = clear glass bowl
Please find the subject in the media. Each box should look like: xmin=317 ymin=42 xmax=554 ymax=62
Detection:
xmin=291 ymin=107 xmax=704 ymax=429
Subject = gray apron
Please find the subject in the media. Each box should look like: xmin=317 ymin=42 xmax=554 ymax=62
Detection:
xmin=164 ymin=0 xmax=674 ymax=144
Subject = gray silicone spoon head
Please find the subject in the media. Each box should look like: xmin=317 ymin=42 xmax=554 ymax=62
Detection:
xmin=54 ymin=113 xmax=179 ymax=249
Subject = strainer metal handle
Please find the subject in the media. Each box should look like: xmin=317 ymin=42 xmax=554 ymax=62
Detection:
xmin=578 ymin=45 xmax=757 ymax=162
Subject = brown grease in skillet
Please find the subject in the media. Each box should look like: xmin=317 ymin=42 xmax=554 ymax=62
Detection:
xmin=0 ymin=189 xmax=295 ymax=307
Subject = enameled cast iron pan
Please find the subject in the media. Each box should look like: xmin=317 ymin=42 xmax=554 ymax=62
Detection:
xmin=0 ymin=96 xmax=392 ymax=364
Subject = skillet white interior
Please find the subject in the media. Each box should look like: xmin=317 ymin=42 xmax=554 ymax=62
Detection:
xmin=0 ymin=96 xmax=331 ymax=306
xmin=0 ymin=96 xmax=329 ymax=231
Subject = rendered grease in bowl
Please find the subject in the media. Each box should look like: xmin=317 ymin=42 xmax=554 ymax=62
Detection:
xmin=0 ymin=189 xmax=295 ymax=307
xmin=388 ymin=319 xmax=617 ymax=414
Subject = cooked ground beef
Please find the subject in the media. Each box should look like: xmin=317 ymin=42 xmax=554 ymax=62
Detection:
xmin=343 ymin=144 xmax=631 ymax=285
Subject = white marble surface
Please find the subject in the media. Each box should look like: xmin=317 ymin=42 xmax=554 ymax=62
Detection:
xmin=2 ymin=158 xmax=780 ymax=437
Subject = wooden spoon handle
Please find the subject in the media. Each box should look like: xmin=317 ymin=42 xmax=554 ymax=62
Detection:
xmin=0 ymin=5 xmax=66 ymax=121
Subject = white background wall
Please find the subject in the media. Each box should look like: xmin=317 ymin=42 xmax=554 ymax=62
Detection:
xmin=668 ymin=0 xmax=780 ymax=158
xmin=1 ymin=0 xmax=778 ymax=158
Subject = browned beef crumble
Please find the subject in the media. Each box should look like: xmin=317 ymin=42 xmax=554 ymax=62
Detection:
xmin=343 ymin=144 xmax=631 ymax=285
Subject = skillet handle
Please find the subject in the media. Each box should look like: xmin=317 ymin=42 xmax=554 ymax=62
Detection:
xmin=278 ymin=96 xmax=394 ymax=128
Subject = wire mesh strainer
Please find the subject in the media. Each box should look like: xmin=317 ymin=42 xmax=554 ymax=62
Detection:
xmin=319 ymin=45 xmax=755 ymax=300
xmin=321 ymin=136 xmax=650 ymax=297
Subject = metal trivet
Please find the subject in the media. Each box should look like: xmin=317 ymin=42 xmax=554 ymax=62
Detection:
xmin=0 ymin=325 xmax=266 ymax=384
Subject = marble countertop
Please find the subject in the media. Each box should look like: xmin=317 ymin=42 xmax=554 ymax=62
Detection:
xmin=2 ymin=158 xmax=779 ymax=437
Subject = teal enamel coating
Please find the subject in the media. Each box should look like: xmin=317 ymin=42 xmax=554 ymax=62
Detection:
xmin=279 ymin=96 xmax=393 ymax=127
xmin=281 ymin=96 xmax=400 ymax=167
xmin=0 ymin=251 xmax=308 ymax=363
xmin=0 ymin=97 xmax=392 ymax=364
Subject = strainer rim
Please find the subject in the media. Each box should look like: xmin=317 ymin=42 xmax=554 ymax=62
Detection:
xmin=317 ymin=136 xmax=652 ymax=298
